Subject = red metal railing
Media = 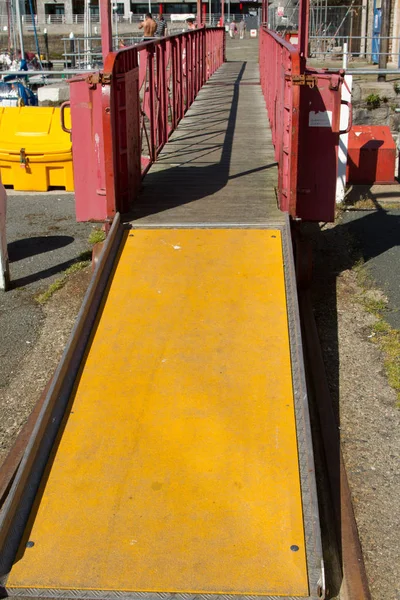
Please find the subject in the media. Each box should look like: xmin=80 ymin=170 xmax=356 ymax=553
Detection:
xmin=259 ymin=27 xmax=302 ymax=217
xmin=134 ymin=28 xmax=224 ymax=176
xmin=71 ymin=27 xmax=224 ymax=222
xmin=260 ymin=26 xmax=346 ymax=223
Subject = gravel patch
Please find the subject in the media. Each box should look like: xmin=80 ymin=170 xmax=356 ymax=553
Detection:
xmin=0 ymin=267 xmax=92 ymax=466
xmin=340 ymin=208 xmax=400 ymax=329
xmin=309 ymin=218 xmax=400 ymax=600
xmin=0 ymin=192 xmax=93 ymax=463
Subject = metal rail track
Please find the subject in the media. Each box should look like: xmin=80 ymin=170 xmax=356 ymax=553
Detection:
xmin=0 ymin=379 xmax=52 ymax=509
xmin=298 ymin=285 xmax=372 ymax=600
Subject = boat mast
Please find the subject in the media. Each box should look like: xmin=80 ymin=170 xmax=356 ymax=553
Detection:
xmin=15 ymin=0 xmax=25 ymax=59
xmin=6 ymin=0 xmax=11 ymax=53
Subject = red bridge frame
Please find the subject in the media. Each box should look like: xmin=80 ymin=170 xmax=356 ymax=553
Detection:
xmin=70 ymin=0 xmax=350 ymax=223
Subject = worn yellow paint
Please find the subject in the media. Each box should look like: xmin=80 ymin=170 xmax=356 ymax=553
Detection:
xmin=8 ymin=229 xmax=308 ymax=597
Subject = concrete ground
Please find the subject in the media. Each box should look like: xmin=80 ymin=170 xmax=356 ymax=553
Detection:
xmin=309 ymin=209 xmax=400 ymax=600
xmin=0 ymin=191 xmax=93 ymax=464
xmin=1 ymin=191 xmax=93 ymax=388
xmin=341 ymin=207 xmax=400 ymax=328
xmin=342 ymin=184 xmax=400 ymax=328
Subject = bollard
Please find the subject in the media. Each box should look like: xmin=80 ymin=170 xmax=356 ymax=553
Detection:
xmin=44 ymin=28 xmax=49 ymax=64
xmin=0 ymin=182 xmax=9 ymax=291
xmin=343 ymin=41 xmax=348 ymax=70
xmin=69 ymin=32 xmax=76 ymax=69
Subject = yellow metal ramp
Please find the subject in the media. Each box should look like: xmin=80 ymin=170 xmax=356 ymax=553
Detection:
xmin=0 ymin=224 xmax=324 ymax=599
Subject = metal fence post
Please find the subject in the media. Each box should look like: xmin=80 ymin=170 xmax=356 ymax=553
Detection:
xmin=0 ymin=186 xmax=9 ymax=292
xmin=378 ymin=0 xmax=390 ymax=81
xmin=69 ymin=32 xmax=75 ymax=68
xmin=100 ymin=0 xmax=112 ymax=60
xmin=343 ymin=40 xmax=348 ymax=69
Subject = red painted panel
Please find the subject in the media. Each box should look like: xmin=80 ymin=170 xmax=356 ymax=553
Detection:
xmin=69 ymin=77 xmax=108 ymax=222
xmin=296 ymin=72 xmax=343 ymax=222
xmin=260 ymin=27 xmax=344 ymax=222
xmin=347 ymin=125 xmax=396 ymax=184
xmin=259 ymin=28 xmax=301 ymax=215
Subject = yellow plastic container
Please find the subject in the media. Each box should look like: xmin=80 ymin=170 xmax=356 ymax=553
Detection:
xmin=0 ymin=107 xmax=74 ymax=192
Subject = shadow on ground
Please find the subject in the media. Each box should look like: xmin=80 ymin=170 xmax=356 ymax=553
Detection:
xmin=301 ymin=201 xmax=400 ymax=598
xmin=8 ymin=236 xmax=74 ymax=264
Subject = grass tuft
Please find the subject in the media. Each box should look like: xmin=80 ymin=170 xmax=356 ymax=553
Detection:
xmin=377 ymin=324 xmax=400 ymax=406
xmin=36 ymin=279 xmax=66 ymax=305
xmin=88 ymin=228 xmax=106 ymax=246
xmin=362 ymin=296 xmax=387 ymax=314
xmin=64 ymin=260 xmax=90 ymax=276
xmin=35 ymin=230 xmax=99 ymax=305
xmin=36 ymin=259 xmax=90 ymax=305
xmin=351 ymin=198 xmax=376 ymax=210
xmin=353 ymin=260 xmax=400 ymax=406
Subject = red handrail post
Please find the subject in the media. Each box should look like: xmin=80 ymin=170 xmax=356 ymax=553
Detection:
xmin=202 ymin=27 xmax=207 ymax=85
xmin=100 ymin=0 xmax=112 ymax=60
xmin=147 ymin=45 xmax=157 ymax=162
xmin=261 ymin=0 xmax=267 ymax=24
xmin=159 ymin=40 xmax=169 ymax=147
xmin=298 ymin=0 xmax=310 ymax=59
xmin=197 ymin=0 xmax=202 ymax=25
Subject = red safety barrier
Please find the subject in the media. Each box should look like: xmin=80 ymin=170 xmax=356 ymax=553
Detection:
xmin=260 ymin=27 xmax=346 ymax=223
xmin=347 ymin=125 xmax=396 ymax=184
xmin=259 ymin=28 xmax=302 ymax=217
xmin=71 ymin=27 xmax=224 ymax=222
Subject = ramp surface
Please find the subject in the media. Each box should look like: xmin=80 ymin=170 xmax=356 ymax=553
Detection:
xmin=7 ymin=228 xmax=308 ymax=597
xmin=127 ymin=59 xmax=280 ymax=226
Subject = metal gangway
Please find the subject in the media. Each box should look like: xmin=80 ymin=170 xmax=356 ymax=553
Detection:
xmin=0 ymin=2 xmax=359 ymax=599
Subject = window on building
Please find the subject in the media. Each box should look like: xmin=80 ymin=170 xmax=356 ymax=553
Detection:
xmin=45 ymin=3 xmax=65 ymax=15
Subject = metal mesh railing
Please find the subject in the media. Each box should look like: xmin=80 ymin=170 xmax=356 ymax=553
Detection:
xmin=267 ymin=4 xmax=365 ymax=36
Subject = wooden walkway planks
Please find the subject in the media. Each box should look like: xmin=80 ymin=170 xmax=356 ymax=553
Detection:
xmin=128 ymin=41 xmax=281 ymax=226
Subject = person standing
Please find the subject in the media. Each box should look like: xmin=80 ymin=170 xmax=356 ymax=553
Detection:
xmin=155 ymin=14 xmax=168 ymax=37
xmin=186 ymin=18 xmax=197 ymax=30
xmin=238 ymin=18 xmax=246 ymax=39
xmin=138 ymin=13 xmax=157 ymax=41
xmin=229 ymin=20 xmax=237 ymax=38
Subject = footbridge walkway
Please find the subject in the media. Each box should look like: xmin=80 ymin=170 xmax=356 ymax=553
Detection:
xmin=129 ymin=42 xmax=280 ymax=226
xmin=0 ymin=19 xmax=352 ymax=600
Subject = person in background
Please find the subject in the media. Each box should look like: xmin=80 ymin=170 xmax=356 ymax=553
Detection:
xmin=238 ymin=18 xmax=246 ymax=39
xmin=186 ymin=18 xmax=197 ymax=30
xmin=229 ymin=20 xmax=237 ymax=38
xmin=16 ymin=49 xmax=28 ymax=71
xmin=138 ymin=13 xmax=157 ymax=41
xmin=155 ymin=14 xmax=168 ymax=37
